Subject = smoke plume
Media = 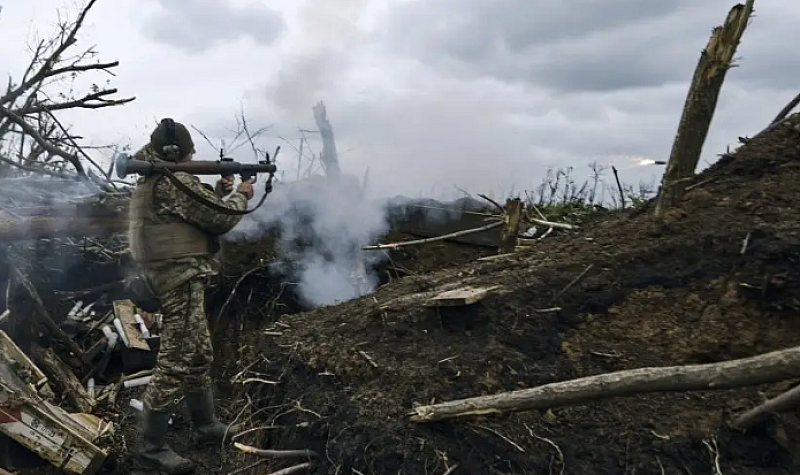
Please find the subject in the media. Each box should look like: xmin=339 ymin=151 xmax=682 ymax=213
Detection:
xmin=224 ymin=174 xmax=390 ymax=308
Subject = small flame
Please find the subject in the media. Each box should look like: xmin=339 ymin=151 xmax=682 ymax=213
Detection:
xmin=638 ymin=158 xmax=657 ymax=166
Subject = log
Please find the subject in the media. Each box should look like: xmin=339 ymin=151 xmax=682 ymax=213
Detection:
xmin=410 ymin=344 xmax=800 ymax=422
xmin=654 ymin=0 xmax=755 ymax=217
xmin=731 ymin=383 xmax=800 ymax=430
xmin=0 ymin=210 xmax=126 ymax=241
xmin=31 ymin=346 xmax=95 ymax=414
xmin=499 ymin=198 xmax=523 ymax=254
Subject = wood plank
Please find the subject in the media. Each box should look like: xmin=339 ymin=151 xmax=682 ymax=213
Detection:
xmin=423 ymin=286 xmax=500 ymax=307
xmin=112 ymin=300 xmax=149 ymax=351
xmin=0 ymin=330 xmax=47 ymax=388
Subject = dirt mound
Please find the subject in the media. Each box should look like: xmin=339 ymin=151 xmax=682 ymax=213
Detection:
xmin=221 ymin=115 xmax=800 ymax=475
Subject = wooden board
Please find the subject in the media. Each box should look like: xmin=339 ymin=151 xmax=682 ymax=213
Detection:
xmin=0 ymin=330 xmax=48 ymax=390
xmin=423 ymin=286 xmax=500 ymax=307
xmin=0 ymin=361 xmax=107 ymax=475
xmin=112 ymin=300 xmax=149 ymax=351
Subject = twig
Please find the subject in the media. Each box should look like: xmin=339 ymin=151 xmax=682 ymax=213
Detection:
xmin=524 ymin=424 xmax=565 ymax=475
xmin=551 ymin=264 xmax=594 ymax=304
xmin=442 ymin=463 xmax=460 ymax=475
xmin=740 ymin=231 xmax=751 ymax=255
xmin=702 ymin=437 xmax=723 ymax=475
xmin=215 ymin=266 xmax=264 ymax=324
xmin=529 ymin=217 xmax=574 ymax=230
xmin=477 ymin=193 xmax=504 ymax=212
xmin=473 ymin=424 xmax=525 ymax=453
xmin=363 ymin=220 xmax=503 ymax=251
xmin=234 ymin=442 xmax=318 ymax=459
xmin=357 ymin=350 xmax=378 ymax=368
xmin=264 ymin=463 xmax=313 ymax=475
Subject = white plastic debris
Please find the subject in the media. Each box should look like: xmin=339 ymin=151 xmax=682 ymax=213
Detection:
xmin=123 ymin=375 xmax=153 ymax=388
xmin=113 ymin=318 xmax=130 ymax=347
xmin=67 ymin=301 xmax=84 ymax=319
xmin=87 ymin=378 xmax=95 ymax=399
xmin=129 ymin=399 xmax=144 ymax=411
xmin=133 ymin=314 xmax=151 ymax=338
xmin=101 ymin=325 xmax=119 ymax=350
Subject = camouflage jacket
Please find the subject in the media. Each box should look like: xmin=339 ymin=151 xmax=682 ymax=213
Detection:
xmin=131 ymin=144 xmax=248 ymax=293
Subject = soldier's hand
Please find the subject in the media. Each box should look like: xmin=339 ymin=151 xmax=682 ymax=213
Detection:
xmin=236 ymin=178 xmax=256 ymax=200
xmin=215 ymin=176 xmax=235 ymax=197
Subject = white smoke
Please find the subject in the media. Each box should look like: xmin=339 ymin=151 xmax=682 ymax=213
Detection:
xmin=224 ymin=174 xmax=391 ymax=308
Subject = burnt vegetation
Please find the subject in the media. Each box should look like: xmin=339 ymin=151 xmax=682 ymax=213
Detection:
xmin=4 ymin=2 xmax=800 ymax=475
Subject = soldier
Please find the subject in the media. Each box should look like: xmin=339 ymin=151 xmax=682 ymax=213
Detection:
xmin=128 ymin=118 xmax=254 ymax=474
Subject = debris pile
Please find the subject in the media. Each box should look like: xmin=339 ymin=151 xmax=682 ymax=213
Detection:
xmin=0 ymin=291 xmax=163 ymax=474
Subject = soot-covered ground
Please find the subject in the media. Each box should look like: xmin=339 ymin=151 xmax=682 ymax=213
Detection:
xmin=11 ymin=114 xmax=800 ymax=475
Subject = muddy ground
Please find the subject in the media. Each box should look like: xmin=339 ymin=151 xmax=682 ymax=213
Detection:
xmin=8 ymin=114 xmax=800 ymax=475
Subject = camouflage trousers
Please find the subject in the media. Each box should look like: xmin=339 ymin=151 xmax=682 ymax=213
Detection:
xmin=143 ymin=278 xmax=214 ymax=411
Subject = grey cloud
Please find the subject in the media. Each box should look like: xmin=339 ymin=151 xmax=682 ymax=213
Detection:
xmin=379 ymin=0 xmax=800 ymax=93
xmin=139 ymin=0 xmax=285 ymax=53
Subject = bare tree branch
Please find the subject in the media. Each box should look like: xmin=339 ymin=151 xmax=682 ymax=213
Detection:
xmin=0 ymin=0 xmax=135 ymax=182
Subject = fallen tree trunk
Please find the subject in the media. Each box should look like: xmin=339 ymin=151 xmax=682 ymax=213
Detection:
xmin=654 ymin=0 xmax=755 ymax=217
xmin=731 ymin=383 xmax=800 ymax=430
xmin=410 ymin=345 xmax=800 ymax=422
xmin=0 ymin=212 xmax=126 ymax=241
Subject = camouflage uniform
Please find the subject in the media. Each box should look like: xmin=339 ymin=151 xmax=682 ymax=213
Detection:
xmin=130 ymin=143 xmax=247 ymax=411
xmin=129 ymin=121 xmax=247 ymax=474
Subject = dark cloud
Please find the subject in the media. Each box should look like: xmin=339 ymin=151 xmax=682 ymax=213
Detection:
xmin=139 ymin=0 xmax=285 ymax=53
xmin=379 ymin=0 xmax=800 ymax=93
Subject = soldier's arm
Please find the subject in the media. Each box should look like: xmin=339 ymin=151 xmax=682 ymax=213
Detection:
xmin=154 ymin=172 xmax=248 ymax=235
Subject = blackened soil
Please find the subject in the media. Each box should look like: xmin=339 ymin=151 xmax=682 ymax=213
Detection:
xmin=220 ymin=114 xmax=800 ymax=475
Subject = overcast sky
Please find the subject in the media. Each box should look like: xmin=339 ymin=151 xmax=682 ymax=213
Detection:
xmin=1 ymin=0 xmax=798 ymax=200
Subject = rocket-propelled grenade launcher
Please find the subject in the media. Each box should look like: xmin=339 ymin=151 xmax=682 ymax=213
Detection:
xmin=114 ymin=154 xmax=278 ymax=182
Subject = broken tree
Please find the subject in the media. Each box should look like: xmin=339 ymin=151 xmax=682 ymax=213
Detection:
xmin=654 ymin=0 xmax=755 ymax=217
xmin=311 ymin=101 xmax=342 ymax=181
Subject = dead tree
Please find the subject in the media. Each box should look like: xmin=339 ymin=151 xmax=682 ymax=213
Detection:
xmin=654 ymin=0 xmax=755 ymax=217
xmin=0 ymin=0 xmax=134 ymax=185
xmin=311 ymin=101 xmax=342 ymax=181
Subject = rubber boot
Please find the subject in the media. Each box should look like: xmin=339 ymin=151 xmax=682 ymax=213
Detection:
xmin=185 ymin=388 xmax=242 ymax=446
xmin=136 ymin=407 xmax=195 ymax=474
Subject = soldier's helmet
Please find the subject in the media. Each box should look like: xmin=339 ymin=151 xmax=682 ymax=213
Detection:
xmin=150 ymin=118 xmax=195 ymax=161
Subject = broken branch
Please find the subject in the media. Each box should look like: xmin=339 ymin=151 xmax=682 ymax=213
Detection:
xmin=234 ymin=442 xmax=318 ymax=460
xmin=363 ymin=220 xmax=503 ymax=251
xmin=731 ymin=383 xmax=800 ymax=430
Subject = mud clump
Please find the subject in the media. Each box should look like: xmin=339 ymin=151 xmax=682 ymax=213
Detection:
xmin=223 ymin=114 xmax=800 ymax=475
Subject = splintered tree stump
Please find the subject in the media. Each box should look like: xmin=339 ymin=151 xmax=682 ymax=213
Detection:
xmin=654 ymin=0 xmax=755 ymax=217
xmin=31 ymin=346 xmax=95 ymax=414
xmin=499 ymin=198 xmax=523 ymax=254
xmin=411 ymin=344 xmax=800 ymax=422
